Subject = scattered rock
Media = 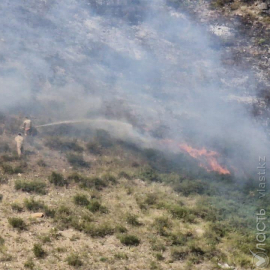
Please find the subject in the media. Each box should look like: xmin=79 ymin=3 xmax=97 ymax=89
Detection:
xmin=258 ymin=3 xmax=268 ymax=10
xmin=218 ymin=262 xmax=235 ymax=269
xmin=31 ymin=213 xmax=44 ymax=218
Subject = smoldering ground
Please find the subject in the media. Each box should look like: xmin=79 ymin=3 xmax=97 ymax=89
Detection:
xmin=0 ymin=0 xmax=268 ymax=176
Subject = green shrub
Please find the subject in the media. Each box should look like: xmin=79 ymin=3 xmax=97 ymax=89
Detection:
xmin=49 ymin=172 xmax=67 ymax=187
xmin=209 ymin=222 xmax=229 ymax=238
xmin=15 ymin=180 xmax=47 ymax=194
xmin=8 ymin=217 xmax=27 ymax=230
xmin=126 ymin=213 xmax=142 ymax=226
xmin=86 ymin=141 xmax=102 ymax=155
xmin=140 ymin=167 xmax=161 ymax=182
xmin=0 ymin=175 xmax=8 ymax=184
xmin=115 ymin=225 xmax=128 ymax=233
xmin=150 ymin=237 xmax=166 ymax=252
xmin=66 ymin=254 xmax=83 ymax=267
xmin=169 ymin=205 xmax=188 ymax=219
xmin=0 ymin=154 xmax=18 ymax=162
xmin=136 ymin=193 xmax=159 ymax=210
xmin=169 ymin=232 xmax=188 ymax=246
xmin=33 ymin=243 xmax=46 ymax=258
xmin=153 ymin=216 xmax=171 ymax=236
xmin=210 ymin=0 xmax=232 ymax=8
xmin=87 ymin=200 xmax=108 ymax=213
xmin=44 ymin=206 xmax=56 ymax=218
xmin=114 ymin=252 xmax=128 ymax=260
xmin=2 ymin=163 xmax=25 ymax=174
xmin=171 ymin=246 xmax=189 ymax=261
xmin=24 ymin=198 xmax=45 ymax=211
xmin=66 ymin=153 xmax=89 ymax=168
xmin=68 ymin=172 xmax=87 ymax=183
xmin=73 ymin=194 xmax=90 ymax=206
xmin=119 ymin=234 xmax=140 ymax=246
xmin=13 ymin=165 xmax=24 ymax=174
xmin=0 ymin=142 xmax=10 ymax=153
xmin=53 ymin=205 xmax=74 ymax=228
xmin=144 ymin=193 xmax=158 ymax=206
xmin=0 ymin=194 xmax=2 ymax=202
xmin=155 ymin=253 xmax=165 ymax=261
xmin=118 ymin=171 xmax=132 ymax=180
xmin=95 ymin=129 xmax=113 ymax=148
xmin=24 ymin=258 xmax=35 ymax=269
xmin=174 ymin=180 xmax=207 ymax=196
xmin=0 ymin=236 xmax=5 ymax=246
xmin=11 ymin=203 xmax=24 ymax=212
xmin=192 ymin=200 xmax=220 ymax=222
xmin=1 ymin=164 xmax=15 ymax=174
xmin=83 ymin=223 xmax=114 ymax=237
xmin=80 ymin=177 xmax=107 ymax=190
xmin=102 ymin=173 xmax=117 ymax=184
xmin=37 ymin=159 xmax=47 ymax=167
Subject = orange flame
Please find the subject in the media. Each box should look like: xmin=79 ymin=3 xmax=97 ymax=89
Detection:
xmin=179 ymin=144 xmax=230 ymax=175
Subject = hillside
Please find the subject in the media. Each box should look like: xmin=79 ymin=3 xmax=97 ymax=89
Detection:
xmin=0 ymin=115 xmax=268 ymax=270
xmin=0 ymin=1 xmax=270 ymax=270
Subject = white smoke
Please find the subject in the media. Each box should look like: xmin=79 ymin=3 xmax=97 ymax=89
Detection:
xmin=0 ymin=0 xmax=268 ymax=176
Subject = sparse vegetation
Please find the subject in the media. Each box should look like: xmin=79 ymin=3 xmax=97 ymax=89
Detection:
xmin=0 ymin=114 xmax=265 ymax=269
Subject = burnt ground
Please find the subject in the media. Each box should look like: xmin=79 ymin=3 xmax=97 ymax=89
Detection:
xmin=179 ymin=0 xmax=270 ymax=120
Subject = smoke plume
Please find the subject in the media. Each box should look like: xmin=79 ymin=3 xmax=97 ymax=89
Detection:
xmin=0 ymin=0 xmax=268 ymax=176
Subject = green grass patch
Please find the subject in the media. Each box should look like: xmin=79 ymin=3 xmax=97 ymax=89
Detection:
xmin=15 ymin=180 xmax=47 ymax=195
xmin=8 ymin=217 xmax=27 ymax=231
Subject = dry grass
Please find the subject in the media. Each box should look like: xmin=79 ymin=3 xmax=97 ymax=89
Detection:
xmin=0 ymin=130 xmax=254 ymax=270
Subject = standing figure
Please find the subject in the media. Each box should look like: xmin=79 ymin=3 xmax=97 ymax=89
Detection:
xmin=22 ymin=117 xmax=32 ymax=136
xmin=15 ymin=133 xmax=24 ymax=157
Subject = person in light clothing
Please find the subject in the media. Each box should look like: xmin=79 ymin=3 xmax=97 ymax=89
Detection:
xmin=15 ymin=133 xmax=24 ymax=157
xmin=22 ymin=117 xmax=32 ymax=136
